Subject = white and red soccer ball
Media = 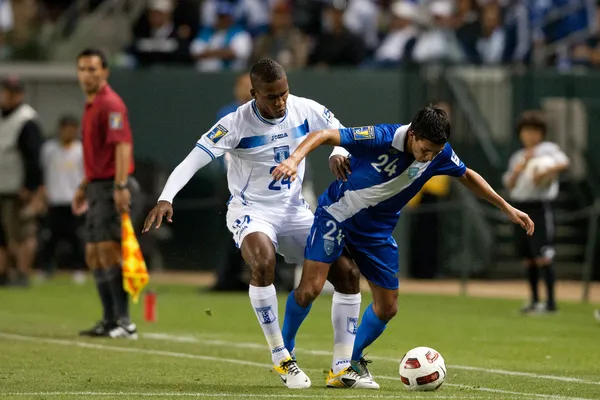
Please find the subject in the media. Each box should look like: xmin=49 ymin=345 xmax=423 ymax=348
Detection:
xmin=399 ymin=347 xmax=447 ymax=391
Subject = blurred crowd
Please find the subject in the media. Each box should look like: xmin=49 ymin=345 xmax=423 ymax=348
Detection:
xmin=1 ymin=0 xmax=599 ymax=69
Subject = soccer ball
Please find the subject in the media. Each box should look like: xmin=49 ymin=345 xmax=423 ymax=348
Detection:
xmin=524 ymin=155 xmax=557 ymax=187
xmin=399 ymin=347 xmax=447 ymax=391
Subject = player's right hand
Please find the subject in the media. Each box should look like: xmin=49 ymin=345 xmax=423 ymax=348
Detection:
xmin=272 ymin=158 xmax=299 ymax=181
xmin=71 ymin=187 xmax=88 ymax=216
xmin=143 ymin=200 xmax=174 ymax=233
xmin=329 ymin=155 xmax=351 ymax=182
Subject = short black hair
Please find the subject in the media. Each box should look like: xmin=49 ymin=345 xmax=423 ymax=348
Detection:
xmin=77 ymin=48 xmax=109 ymax=68
xmin=410 ymin=106 xmax=451 ymax=145
xmin=250 ymin=58 xmax=286 ymax=86
xmin=516 ymin=110 xmax=546 ymax=137
xmin=59 ymin=114 xmax=79 ymax=127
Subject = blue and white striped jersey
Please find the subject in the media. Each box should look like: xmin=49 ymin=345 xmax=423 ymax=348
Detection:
xmin=319 ymin=124 xmax=467 ymax=239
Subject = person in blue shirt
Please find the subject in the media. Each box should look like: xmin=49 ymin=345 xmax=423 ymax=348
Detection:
xmin=271 ymin=106 xmax=535 ymax=389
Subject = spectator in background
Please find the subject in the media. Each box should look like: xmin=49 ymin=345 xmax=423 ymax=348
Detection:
xmin=201 ymin=0 xmax=272 ymax=37
xmin=126 ymin=0 xmax=193 ymax=67
xmin=475 ymin=2 xmax=507 ymax=64
xmin=453 ymin=0 xmax=480 ymax=63
xmin=0 ymin=77 xmax=44 ymax=287
xmin=251 ymin=0 xmax=309 ymax=69
xmin=308 ymin=1 xmax=367 ymax=67
xmin=343 ymin=0 xmax=381 ymax=52
xmin=291 ymin=0 xmax=327 ymax=36
xmin=0 ymin=0 xmax=13 ymax=60
xmin=39 ymin=115 xmax=85 ymax=282
xmin=502 ymin=0 xmax=532 ymax=64
xmin=503 ymin=111 xmax=569 ymax=314
xmin=190 ymin=2 xmax=253 ymax=71
xmin=373 ymin=1 xmax=419 ymax=67
xmin=412 ymin=0 xmax=464 ymax=64
xmin=572 ymin=5 xmax=600 ymax=68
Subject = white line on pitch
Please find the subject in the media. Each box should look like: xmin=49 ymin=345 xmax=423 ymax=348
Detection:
xmin=0 ymin=332 xmax=593 ymax=400
xmin=143 ymin=332 xmax=600 ymax=386
xmin=0 ymin=391 xmax=496 ymax=399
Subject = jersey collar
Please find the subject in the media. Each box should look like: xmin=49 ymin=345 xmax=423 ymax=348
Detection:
xmin=251 ymin=100 xmax=287 ymax=125
xmin=392 ymin=124 xmax=410 ymax=152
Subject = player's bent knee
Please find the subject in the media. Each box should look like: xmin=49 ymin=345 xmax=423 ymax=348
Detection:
xmin=375 ymin=302 xmax=398 ymax=322
xmin=295 ymin=284 xmax=321 ymax=308
xmin=329 ymin=258 xmax=361 ymax=294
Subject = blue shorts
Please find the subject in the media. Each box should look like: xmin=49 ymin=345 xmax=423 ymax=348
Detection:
xmin=305 ymin=207 xmax=399 ymax=290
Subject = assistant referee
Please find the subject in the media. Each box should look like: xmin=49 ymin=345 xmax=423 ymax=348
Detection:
xmin=72 ymin=48 xmax=139 ymax=338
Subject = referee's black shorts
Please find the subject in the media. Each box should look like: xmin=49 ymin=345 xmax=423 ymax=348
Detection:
xmin=85 ymin=178 xmax=140 ymax=244
xmin=512 ymin=200 xmax=555 ymax=261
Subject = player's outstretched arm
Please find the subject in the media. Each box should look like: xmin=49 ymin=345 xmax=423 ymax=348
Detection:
xmin=272 ymin=129 xmax=341 ymax=181
xmin=142 ymin=146 xmax=213 ymax=233
xmin=458 ymin=168 xmax=535 ymax=236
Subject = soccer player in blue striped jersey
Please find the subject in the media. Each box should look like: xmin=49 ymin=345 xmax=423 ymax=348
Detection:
xmin=272 ymin=106 xmax=535 ymax=389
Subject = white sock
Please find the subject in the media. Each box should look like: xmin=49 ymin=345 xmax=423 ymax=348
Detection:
xmin=249 ymin=284 xmax=290 ymax=365
xmin=331 ymin=291 xmax=361 ymax=374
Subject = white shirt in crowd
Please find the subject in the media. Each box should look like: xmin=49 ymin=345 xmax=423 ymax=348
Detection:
xmin=41 ymin=139 xmax=84 ymax=206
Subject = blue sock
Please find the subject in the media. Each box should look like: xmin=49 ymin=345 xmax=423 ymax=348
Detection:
xmin=282 ymin=290 xmax=312 ymax=354
xmin=351 ymin=303 xmax=387 ymax=361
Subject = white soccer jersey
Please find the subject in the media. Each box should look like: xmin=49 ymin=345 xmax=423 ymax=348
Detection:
xmin=503 ymin=141 xmax=569 ymax=202
xmin=195 ymin=94 xmax=342 ymax=209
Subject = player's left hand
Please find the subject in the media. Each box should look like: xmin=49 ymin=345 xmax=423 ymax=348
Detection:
xmin=329 ymin=155 xmax=351 ymax=182
xmin=113 ymin=188 xmax=131 ymax=214
xmin=506 ymin=206 xmax=534 ymax=236
xmin=272 ymin=157 xmax=299 ymax=181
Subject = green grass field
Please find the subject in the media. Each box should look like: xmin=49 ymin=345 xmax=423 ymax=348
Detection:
xmin=1 ymin=279 xmax=599 ymax=400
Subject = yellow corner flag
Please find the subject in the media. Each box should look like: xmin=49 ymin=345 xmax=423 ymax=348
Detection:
xmin=121 ymin=213 xmax=149 ymax=304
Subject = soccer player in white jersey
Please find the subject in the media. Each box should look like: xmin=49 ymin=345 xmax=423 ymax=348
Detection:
xmin=272 ymin=106 xmax=535 ymax=387
xmin=143 ymin=59 xmax=370 ymax=389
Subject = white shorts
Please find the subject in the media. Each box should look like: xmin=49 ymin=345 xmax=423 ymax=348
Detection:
xmin=226 ymin=202 xmax=314 ymax=264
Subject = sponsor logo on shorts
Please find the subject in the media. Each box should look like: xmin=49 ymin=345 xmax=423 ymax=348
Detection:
xmin=324 ymin=239 xmax=335 ymax=256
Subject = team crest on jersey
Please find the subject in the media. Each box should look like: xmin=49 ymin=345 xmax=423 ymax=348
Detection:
xmin=109 ymin=112 xmax=123 ymax=129
xmin=207 ymin=124 xmax=229 ymax=144
xmin=407 ymin=167 xmax=420 ymax=179
xmin=353 ymin=126 xmax=375 ymax=140
xmin=273 ymin=145 xmax=290 ymax=163
xmin=324 ymin=239 xmax=335 ymax=256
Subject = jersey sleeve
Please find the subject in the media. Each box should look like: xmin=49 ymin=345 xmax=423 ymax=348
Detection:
xmin=435 ymin=144 xmax=467 ymax=177
xmin=196 ymin=114 xmax=240 ymax=159
xmin=304 ymin=99 xmax=343 ymax=131
xmin=103 ymin=100 xmax=133 ymax=145
xmin=338 ymin=124 xmax=401 ymax=156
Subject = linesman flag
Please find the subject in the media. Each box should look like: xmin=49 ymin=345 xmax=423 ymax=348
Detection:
xmin=121 ymin=213 xmax=149 ymax=303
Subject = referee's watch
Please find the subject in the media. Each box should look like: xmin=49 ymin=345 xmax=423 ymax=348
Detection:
xmin=114 ymin=181 xmax=128 ymax=191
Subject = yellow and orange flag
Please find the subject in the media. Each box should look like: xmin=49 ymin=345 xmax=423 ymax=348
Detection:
xmin=121 ymin=213 xmax=150 ymax=303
